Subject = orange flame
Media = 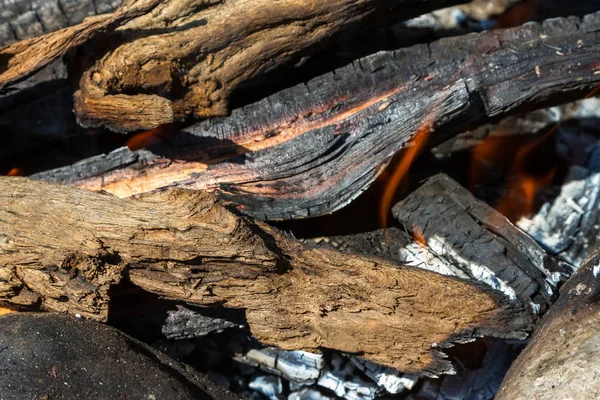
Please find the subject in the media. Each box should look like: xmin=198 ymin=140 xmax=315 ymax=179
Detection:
xmin=412 ymin=227 xmax=427 ymax=247
xmin=379 ymin=113 xmax=435 ymax=228
xmin=126 ymin=125 xmax=169 ymax=151
xmin=6 ymin=167 xmax=24 ymax=176
xmin=494 ymin=125 xmax=557 ymax=222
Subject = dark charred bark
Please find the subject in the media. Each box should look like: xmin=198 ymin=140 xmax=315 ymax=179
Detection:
xmin=392 ymin=174 xmax=568 ymax=315
xmin=32 ymin=12 xmax=600 ymax=220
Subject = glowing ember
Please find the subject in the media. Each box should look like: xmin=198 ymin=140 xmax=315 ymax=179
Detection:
xmin=6 ymin=167 xmax=24 ymax=176
xmin=126 ymin=125 xmax=170 ymax=151
xmin=379 ymin=114 xmax=435 ymax=228
xmin=493 ymin=125 xmax=557 ymax=222
xmin=0 ymin=306 xmax=16 ymax=315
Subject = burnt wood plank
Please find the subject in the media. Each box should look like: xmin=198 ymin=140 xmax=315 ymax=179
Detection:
xmin=0 ymin=177 xmax=532 ymax=375
xmin=33 ymin=12 xmax=600 ymax=220
xmin=392 ymin=174 xmax=568 ymax=315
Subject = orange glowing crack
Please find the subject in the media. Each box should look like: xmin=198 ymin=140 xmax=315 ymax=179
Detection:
xmin=77 ymin=86 xmax=407 ymax=198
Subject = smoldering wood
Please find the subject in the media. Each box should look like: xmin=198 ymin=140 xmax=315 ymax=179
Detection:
xmin=0 ymin=177 xmax=532 ymax=375
xmin=495 ymin=246 xmax=600 ymax=400
xmin=392 ymin=174 xmax=567 ymax=315
xmin=518 ymin=162 xmax=600 ymax=269
xmin=33 ymin=13 xmax=600 ymax=220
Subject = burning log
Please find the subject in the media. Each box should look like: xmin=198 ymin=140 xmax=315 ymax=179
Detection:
xmin=391 ymin=174 xmax=567 ymax=315
xmin=0 ymin=176 xmax=532 ymax=374
xmin=32 ymin=12 xmax=600 ymax=220
xmin=495 ymin=246 xmax=600 ymax=400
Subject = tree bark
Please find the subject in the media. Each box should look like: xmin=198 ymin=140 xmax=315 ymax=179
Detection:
xmin=0 ymin=176 xmax=532 ymax=375
xmin=70 ymin=0 xmax=463 ymax=132
xmin=33 ymin=12 xmax=600 ymax=220
xmin=496 ymin=246 xmax=600 ymax=400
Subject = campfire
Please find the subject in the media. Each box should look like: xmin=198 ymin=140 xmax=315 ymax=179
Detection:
xmin=1 ymin=0 xmax=600 ymax=399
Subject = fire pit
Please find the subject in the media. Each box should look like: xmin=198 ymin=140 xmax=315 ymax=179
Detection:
xmin=1 ymin=0 xmax=600 ymax=399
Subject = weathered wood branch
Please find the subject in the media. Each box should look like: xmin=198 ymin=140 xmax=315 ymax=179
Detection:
xmin=496 ymin=246 xmax=600 ymax=400
xmin=34 ymin=12 xmax=600 ymax=220
xmin=0 ymin=177 xmax=532 ymax=374
xmin=70 ymin=0 xmax=463 ymax=131
xmin=392 ymin=174 xmax=567 ymax=315
xmin=0 ymin=0 xmax=163 ymax=90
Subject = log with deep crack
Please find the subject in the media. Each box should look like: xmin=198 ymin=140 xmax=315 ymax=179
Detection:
xmin=0 ymin=176 xmax=532 ymax=375
xmin=495 ymin=245 xmax=600 ymax=400
xmin=391 ymin=174 xmax=569 ymax=315
xmin=32 ymin=12 xmax=600 ymax=220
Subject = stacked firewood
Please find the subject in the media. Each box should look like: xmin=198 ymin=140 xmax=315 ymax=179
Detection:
xmin=1 ymin=0 xmax=600 ymax=399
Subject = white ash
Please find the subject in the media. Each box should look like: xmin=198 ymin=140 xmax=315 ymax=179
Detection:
xmin=248 ymin=375 xmax=283 ymax=400
xmin=317 ymin=354 xmax=380 ymax=400
xmin=397 ymin=242 xmax=470 ymax=279
xmin=427 ymin=234 xmax=518 ymax=301
xmin=161 ymin=305 xmax=242 ymax=339
xmin=235 ymin=348 xmax=324 ymax=383
xmin=518 ymin=167 xmax=600 ymax=269
xmin=288 ymin=388 xmax=333 ymax=400
xmin=349 ymin=356 xmax=418 ymax=394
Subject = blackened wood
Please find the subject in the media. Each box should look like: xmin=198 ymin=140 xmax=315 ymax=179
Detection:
xmin=496 ymin=246 xmax=600 ymax=400
xmin=392 ymin=174 xmax=566 ymax=315
xmin=34 ymin=13 xmax=600 ymax=220
xmin=0 ymin=177 xmax=532 ymax=374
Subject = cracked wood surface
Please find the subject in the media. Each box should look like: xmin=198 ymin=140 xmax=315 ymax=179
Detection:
xmin=70 ymin=0 xmax=462 ymax=131
xmin=0 ymin=0 xmax=163 ymax=90
xmin=392 ymin=174 xmax=566 ymax=316
xmin=0 ymin=177 xmax=532 ymax=374
xmin=34 ymin=12 xmax=600 ymax=220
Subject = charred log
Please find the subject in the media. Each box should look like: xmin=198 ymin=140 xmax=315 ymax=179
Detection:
xmin=33 ymin=12 xmax=600 ymax=220
xmin=0 ymin=176 xmax=532 ymax=375
xmin=392 ymin=174 xmax=568 ymax=315
xmin=496 ymin=246 xmax=600 ymax=400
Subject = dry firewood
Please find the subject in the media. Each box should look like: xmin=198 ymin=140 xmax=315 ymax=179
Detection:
xmin=495 ymin=246 xmax=600 ymax=400
xmin=0 ymin=176 xmax=532 ymax=374
xmin=0 ymin=0 xmax=164 ymax=91
xmin=33 ymin=13 xmax=600 ymax=220
xmin=68 ymin=0 xmax=463 ymax=132
xmin=392 ymin=174 xmax=568 ymax=315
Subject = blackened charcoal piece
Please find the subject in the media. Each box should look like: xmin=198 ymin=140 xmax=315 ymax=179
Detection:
xmin=392 ymin=173 xmax=565 ymax=315
xmin=162 ymin=305 xmax=243 ymax=340
xmin=0 ymin=312 xmax=239 ymax=400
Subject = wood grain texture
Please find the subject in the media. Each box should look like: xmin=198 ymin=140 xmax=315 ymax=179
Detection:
xmin=0 ymin=177 xmax=532 ymax=374
xmin=0 ymin=0 xmax=162 ymax=90
xmin=496 ymin=247 xmax=600 ymax=400
xmin=34 ymin=12 xmax=600 ymax=220
xmin=71 ymin=0 xmax=462 ymax=131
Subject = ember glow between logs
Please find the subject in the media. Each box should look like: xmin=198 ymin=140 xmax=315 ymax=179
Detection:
xmin=379 ymin=112 xmax=435 ymax=228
